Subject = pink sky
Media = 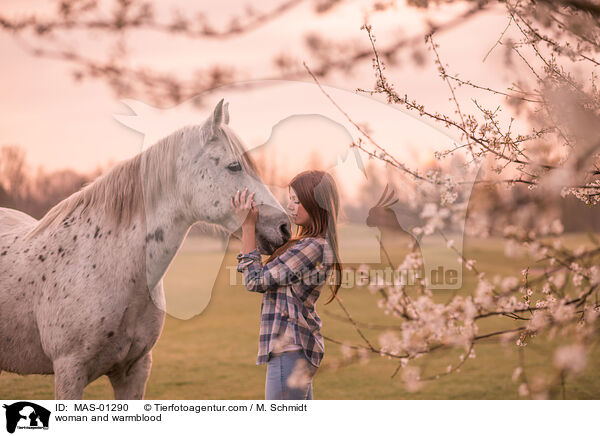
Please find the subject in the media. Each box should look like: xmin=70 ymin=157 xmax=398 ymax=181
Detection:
xmin=0 ymin=0 xmax=525 ymax=180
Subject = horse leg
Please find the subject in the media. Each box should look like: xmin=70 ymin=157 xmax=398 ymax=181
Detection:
xmin=53 ymin=356 xmax=88 ymax=400
xmin=108 ymin=352 xmax=152 ymax=400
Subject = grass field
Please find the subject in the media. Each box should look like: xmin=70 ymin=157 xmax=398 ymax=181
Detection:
xmin=1 ymin=230 xmax=599 ymax=399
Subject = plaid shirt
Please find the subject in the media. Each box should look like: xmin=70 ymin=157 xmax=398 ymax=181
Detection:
xmin=236 ymin=237 xmax=334 ymax=368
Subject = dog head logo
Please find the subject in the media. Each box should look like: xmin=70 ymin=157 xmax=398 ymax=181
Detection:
xmin=3 ymin=402 xmax=50 ymax=433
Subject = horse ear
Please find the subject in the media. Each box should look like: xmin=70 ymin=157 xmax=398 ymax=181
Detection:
xmin=223 ymin=102 xmax=230 ymax=125
xmin=212 ymin=99 xmax=225 ymax=127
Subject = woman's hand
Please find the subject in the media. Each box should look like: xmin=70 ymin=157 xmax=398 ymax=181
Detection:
xmin=231 ymin=188 xmax=258 ymax=228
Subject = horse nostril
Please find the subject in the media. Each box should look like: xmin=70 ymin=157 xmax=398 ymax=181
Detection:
xmin=279 ymin=222 xmax=290 ymax=240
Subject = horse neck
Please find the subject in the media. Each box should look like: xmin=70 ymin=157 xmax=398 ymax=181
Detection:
xmin=142 ymin=193 xmax=193 ymax=290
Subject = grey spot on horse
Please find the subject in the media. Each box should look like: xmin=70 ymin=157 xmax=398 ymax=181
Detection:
xmin=214 ymin=200 xmax=219 ymax=206
xmin=94 ymin=226 xmax=100 ymax=238
xmin=92 ymin=264 xmax=96 ymax=269
xmin=24 ymin=248 xmax=29 ymax=253
xmin=38 ymin=254 xmax=45 ymax=262
xmin=58 ymin=247 xmax=63 ymax=254
xmin=42 ymin=275 xmax=46 ymax=281
xmin=107 ymin=331 xmax=114 ymax=338
xmin=18 ymin=277 xmax=21 ymax=282
xmin=1 ymin=251 xmax=6 ymax=256
xmin=100 ymin=317 xmax=105 ymax=323
xmin=146 ymin=228 xmax=164 ymax=243
xmin=73 ymin=235 xmax=77 ymax=241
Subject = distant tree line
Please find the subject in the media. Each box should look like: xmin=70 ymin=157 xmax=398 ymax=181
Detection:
xmin=2 ymin=143 xmax=600 ymax=233
xmin=0 ymin=144 xmax=101 ymax=219
xmin=346 ymin=161 xmax=600 ymax=234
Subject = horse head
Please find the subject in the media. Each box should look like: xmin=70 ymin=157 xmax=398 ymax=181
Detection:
xmin=175 ymin=99 xmax=290 ymax=254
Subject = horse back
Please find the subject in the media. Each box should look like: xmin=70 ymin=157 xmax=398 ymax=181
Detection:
xmin=0 ymin=207 xmax=37 ymax=236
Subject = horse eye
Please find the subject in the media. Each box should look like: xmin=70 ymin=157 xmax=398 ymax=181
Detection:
xmin=227 ymin=162 xmax=242 ymax=172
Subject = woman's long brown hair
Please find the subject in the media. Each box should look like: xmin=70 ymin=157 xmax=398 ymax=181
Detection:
xmin=266 ymin=170 xmax=342 ymax=305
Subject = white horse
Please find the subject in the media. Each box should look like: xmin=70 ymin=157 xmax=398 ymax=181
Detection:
xmin=0 ymin=100 xmax=290 ymax=399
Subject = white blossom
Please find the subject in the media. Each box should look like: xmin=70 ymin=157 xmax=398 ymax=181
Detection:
xmin=401 ymin=366 xmax=422 ymax=392
xmin=518 ymin=383 xmax=529 ymax=397
xmin=554 ymin=344 xmax=587 ymax=374
xmin=512 ymin=367 xmax=523 ymax=382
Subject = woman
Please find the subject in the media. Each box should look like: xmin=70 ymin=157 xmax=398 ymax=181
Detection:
xmin=231 ymin=170 xmax=342 ymax=400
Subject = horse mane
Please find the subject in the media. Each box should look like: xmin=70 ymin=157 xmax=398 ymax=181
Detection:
xmin=23 ymin=125 xmax=190 ymax=240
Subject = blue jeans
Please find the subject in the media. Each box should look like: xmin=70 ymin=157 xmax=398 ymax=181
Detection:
xmin=265 ymin=350 xmax=318 ymax=400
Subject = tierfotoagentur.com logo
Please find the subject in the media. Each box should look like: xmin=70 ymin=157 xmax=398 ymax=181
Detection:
xmin=226 ymin=265 xmax=459 ymax=289
xmin=115 ymin=81 xmax=480 ymax=319
xmin=2 ymin=402 xmax=50 ymax=433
